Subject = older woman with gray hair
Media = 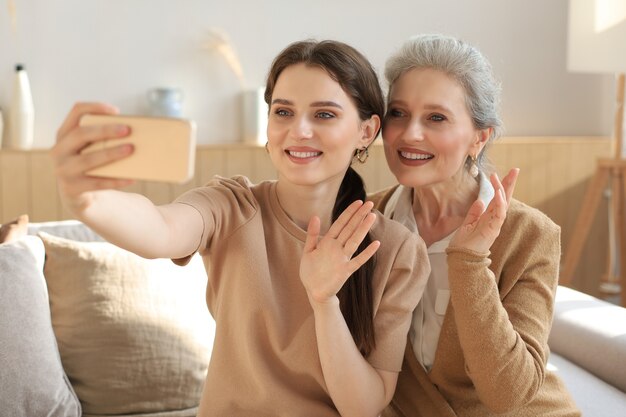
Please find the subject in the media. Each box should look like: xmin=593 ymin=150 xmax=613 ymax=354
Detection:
xmin=371 ymin=34 xmax=580 ymax=417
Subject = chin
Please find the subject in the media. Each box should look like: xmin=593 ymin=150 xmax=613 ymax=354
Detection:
xmin=392 ymin=170 xmax=430 ymax=188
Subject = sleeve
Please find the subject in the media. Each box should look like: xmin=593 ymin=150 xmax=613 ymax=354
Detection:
xmin=445 ymin=210 xmax=560 ymax=413
xmin=171 ymin=175 xmax=258 ymax=265
xmin=367 ymin=230 xmax=430 ymax=372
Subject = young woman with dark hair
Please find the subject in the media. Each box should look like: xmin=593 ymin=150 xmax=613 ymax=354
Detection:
xmin=51 ymin=39 xmax=429 ymax=416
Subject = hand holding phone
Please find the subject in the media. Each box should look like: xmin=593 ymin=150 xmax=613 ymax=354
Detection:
xmin=80 ymin=115 xmax=196 ymax=183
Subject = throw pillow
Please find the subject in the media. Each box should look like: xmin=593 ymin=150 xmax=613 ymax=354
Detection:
xmin=40 ymin=232 xmax=215 ymax=417
xmin=0 ymin=213 xmax=29 ymax=243
xmin=0 ymin=236 xmax=81 ymax=416
xmin=27 ymin=219 xmax=104 ymax=242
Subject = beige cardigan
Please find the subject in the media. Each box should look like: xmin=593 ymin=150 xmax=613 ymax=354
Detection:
xmin=370 ymin=186 xmax=580 ymax=417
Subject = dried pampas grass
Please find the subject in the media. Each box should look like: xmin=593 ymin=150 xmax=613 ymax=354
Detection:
xmin=7 ymin=0 xmax=17 ymax=32
xmin=204 ymin=28 xmax=245 ymax=88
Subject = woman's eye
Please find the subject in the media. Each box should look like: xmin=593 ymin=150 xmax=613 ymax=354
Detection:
xmin=429 ymin=114 xmax=446 ymax=122
xmin=387 ymin=109 xmax=405 ymax=118
xmin=274 ymin=108 xmax=291 ymax=117
xmin=316 ymin=111 xmax=335 ymax=119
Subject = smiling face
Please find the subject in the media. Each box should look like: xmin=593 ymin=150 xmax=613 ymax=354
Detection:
xmin=267 ymin=63 xmax=374 ymax=188
xmin=382 ymin=67 xmax=486 ymax=188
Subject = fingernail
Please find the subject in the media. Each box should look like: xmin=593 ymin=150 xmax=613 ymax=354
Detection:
xmin=116 ymin=125 xmax=130 ymax=135
xmin=105 ymin=103 xmax=119 ymax=112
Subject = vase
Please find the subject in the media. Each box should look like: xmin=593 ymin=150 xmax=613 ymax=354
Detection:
xmin=147 ymin=87 xmax=184 ymax=118
xmin=7 ymin=64 xmax=35 ymax=149
xmin=241 ymin=87 xmax=268 ymax=146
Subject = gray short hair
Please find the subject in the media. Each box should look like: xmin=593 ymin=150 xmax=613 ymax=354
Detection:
xmin=384 ymin=34 xmax=502 ymax=173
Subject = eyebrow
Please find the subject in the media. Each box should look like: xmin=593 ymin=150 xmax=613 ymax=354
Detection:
xmin=388 ymin=100 xmax=454 ymax=114
xmin=271 ymin=98 xmax=343 ymax=109
xmin=311 ymin=101 xmax=343 ymax=109
xmin=424 ymin=103 xmax=453 ymax=113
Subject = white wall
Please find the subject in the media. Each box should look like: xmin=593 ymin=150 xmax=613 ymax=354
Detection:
xmin=0 ymin=0 xmax=614 ymax=148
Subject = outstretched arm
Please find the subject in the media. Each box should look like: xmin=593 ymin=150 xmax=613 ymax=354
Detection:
xmin=300 ymin=201 xmax=396 ymax=417
xmin=50 ymin=102 xmax=202 ymax=259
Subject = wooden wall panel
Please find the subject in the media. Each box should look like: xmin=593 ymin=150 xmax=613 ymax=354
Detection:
xmin=29 ymin=152 xmax=59 ymax=221
xmin=0 ymin=151 xmax=30 ymax=222
xmin=197 ymin=147 xmax=226 ymax=185
xmin=224 ymin=148 xmax=256 ymax=180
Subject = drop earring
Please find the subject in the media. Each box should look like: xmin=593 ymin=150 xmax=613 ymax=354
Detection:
xmin=469 ymin=154 xmax=479 ymax=178
xmin=265 ymin=141 xmax=269 ymax=153
xmin=355 ymin=147 xmax=369 ymax=163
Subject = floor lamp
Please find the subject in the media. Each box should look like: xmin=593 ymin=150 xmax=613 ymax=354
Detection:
xmin=560 ymin=0 xmax=626 ymax=307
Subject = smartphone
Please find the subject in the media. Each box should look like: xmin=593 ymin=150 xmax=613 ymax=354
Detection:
xmin=79 ymin=114 xmax=196 ymax=184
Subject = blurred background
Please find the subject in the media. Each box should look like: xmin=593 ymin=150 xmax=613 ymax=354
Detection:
xmin=0 ymin=0 xmax=614 ymax=147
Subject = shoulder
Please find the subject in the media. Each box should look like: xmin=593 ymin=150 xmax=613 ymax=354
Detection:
xmin=503 ymin=199 xmax=560 ymax=238
xmin=174 ymin=175 xmax=260 ymax=216
xmin=184 ymin=175 xmax=256 ymax=199
xmin=368 ymin=185 xmax=402 ymax=212
xmin=491 ymin=198 xmax=561 ymax=272
xmin=370 ymin=211 xmax=428 ymax=263
xmin=204 ymin=174 xmax=255 ymax=190
xmin=370 ymin=210 xmax=415 ymax=242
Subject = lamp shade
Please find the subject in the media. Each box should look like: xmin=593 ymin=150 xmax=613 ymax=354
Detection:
xmin=567 ymin=0 xmax=626 ymax=73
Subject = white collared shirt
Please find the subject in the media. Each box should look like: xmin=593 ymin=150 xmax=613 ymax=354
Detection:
xmin=383 ymin=173 xmax=494 ymax=370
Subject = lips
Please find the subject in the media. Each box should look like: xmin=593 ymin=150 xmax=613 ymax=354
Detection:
xmin=398 ymin=150 xmax=435 ymax=161
xmin=284 ymin=147 xmax=322 ymax=164
xmin=287 ymin=150 xmax=321 ymax=159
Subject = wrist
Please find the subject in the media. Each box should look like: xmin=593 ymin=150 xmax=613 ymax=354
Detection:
xmin=309 ymin=294 xmax=341 ymax=315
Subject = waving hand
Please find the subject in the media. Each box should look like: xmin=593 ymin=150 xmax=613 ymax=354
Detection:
xmin=300 ymin=200 xmax=380 ymax=306
xmin=450 ymin=169 xmax=519 ymax=253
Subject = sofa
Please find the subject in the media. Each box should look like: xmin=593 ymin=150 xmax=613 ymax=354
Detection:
xmin=0 ymin=217 xmax=215 ymax=417
xmin=0 ymin=217 xmax=625 ymax=416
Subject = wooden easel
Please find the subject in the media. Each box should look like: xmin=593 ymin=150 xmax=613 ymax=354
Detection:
xmin=560 ymin=74 xmax=626 ymax=307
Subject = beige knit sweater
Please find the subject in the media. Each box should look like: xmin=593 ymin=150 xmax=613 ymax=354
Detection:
xmin=370 ymin=186 xmax=580 ymax=417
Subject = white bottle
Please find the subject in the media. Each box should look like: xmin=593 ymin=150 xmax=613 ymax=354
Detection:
xmin=8 ymin=64 xmax=35 ymax=149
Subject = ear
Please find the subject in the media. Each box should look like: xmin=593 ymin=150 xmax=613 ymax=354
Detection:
xmin=471 ymin=127 xmax=491 ymax=156
xmin=358 ymin=115 xmax=381 ymax=148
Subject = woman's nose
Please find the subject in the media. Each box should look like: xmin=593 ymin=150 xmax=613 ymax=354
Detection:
xmin=290 ymin=116 xmax=313 ymax=140
xmin=404 ymin=118 xmax=424 ymax=141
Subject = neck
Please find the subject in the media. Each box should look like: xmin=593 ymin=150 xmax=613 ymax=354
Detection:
xmin=411 ymin=173 xmax=478 ymax=244
xmin=275 ymin=178 xmax=341 ymax=233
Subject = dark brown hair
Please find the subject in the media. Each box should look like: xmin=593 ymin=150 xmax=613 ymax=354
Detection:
xmin=265 ymin=40 xmax=385 ymax=356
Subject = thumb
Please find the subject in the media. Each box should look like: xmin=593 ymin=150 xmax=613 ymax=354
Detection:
xmin=303 ymin=216 xmax=321 ymax=253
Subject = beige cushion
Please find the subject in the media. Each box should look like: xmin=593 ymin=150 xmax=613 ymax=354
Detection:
xmin=40 ymin=232 xmax=215 ymax=417
xmin=28 ymin=219 xmax=104 ymax=242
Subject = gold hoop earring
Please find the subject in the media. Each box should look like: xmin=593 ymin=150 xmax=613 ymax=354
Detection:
xmin=355 ymin=147 xmax=369 ymax=164
xmin=469 ymin=154 xmax=479 ymax=178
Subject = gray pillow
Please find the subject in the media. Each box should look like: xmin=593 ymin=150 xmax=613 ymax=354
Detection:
xmin=27 ymin=219 xmax=103 ymax=242
xmin=0 ymin=236 xmax=81 ymax=416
